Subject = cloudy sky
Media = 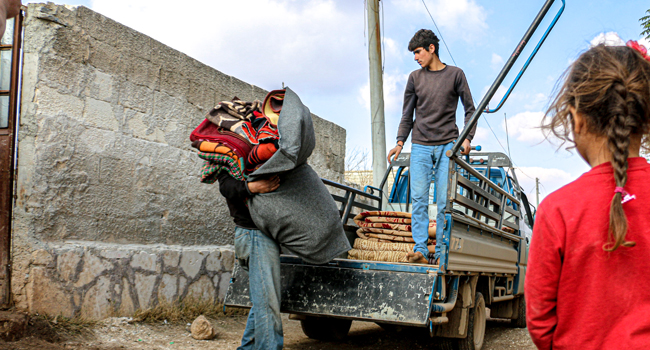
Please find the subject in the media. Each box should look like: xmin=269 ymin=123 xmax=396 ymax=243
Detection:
xmin=34 ymin=0 xmax=650 ymax=202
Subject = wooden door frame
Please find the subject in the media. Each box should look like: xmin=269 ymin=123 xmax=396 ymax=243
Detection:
xmin=0 ymin=12 xmax=24 ymax=308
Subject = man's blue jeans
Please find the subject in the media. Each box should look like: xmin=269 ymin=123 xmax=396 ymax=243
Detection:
xmin=410 ymin=142 xmax=453 ymax=261
xmin=234 ymin=227 xmax=283 ymax=350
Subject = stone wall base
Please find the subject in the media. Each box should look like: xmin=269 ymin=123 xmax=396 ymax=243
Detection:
xmin=15 ymin=241 xmax=234 ymax=319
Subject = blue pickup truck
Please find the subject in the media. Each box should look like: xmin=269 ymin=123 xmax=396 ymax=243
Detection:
xmin=226 ymin=0 xmax=564 ymax=345
xmin=225 ymin=149 xmax=536 ymax=350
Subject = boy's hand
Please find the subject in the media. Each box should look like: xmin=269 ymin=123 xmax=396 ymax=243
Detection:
xmin=460 ymin=139 xmax=471 ymax=155
xmin=387 ymin=143 xmax=403 ymax=163
xmin=247 ymin=175 xmax=280 ymax=194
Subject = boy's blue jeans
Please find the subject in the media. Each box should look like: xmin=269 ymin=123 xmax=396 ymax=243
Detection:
xmin=234 ymin=227 xmax=283 ymax=350
xmin=410 ymin=142 xmax=453 ymax=261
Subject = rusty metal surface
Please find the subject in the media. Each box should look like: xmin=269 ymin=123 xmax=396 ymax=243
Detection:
xmin=226 ymin=262 xmax=437 ymax=326
xmin=0 ymin=13 xmax=23 ymax=307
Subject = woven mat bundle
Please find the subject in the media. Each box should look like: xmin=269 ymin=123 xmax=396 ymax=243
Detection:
xmin=353 ymin=211 xmax=435 ymax=243
xmin=348 ymin=211 xmax=436 ymax=263
xmin=348 ymin=239 xmax=412 ymax=263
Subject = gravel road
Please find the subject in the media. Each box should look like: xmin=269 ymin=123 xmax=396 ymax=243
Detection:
xmin=0 ymin=312 xmax=536 ymax=350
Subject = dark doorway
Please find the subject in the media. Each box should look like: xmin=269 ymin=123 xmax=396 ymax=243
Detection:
xmin=0 ymin=12 xmax=24 ymax=308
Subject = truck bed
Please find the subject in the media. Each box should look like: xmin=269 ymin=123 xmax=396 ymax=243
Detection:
xmin=226 ymin=256 xmax=439 ymax=326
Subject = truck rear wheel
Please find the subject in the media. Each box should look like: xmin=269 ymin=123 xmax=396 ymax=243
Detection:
xmin=300 ymin=316 xmax=352 ymax=341
xmin=456 ymin=292 xmax=486 ymax=350
xmin=510 ymin=296 xmax=527 ymax=328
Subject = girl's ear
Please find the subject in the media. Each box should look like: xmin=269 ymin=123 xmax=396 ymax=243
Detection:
xmin=569 ymin=106 xmax=585 ymax=135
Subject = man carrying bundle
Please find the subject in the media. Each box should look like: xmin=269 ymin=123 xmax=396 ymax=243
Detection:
xmin=217 ymin=171 xmax=284 ymax=349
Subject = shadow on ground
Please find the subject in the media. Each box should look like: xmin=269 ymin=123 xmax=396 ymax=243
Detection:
xmin=0 ymin=313 xmax=535 ymax=350
xmin=282 ymin=317 xmax=536 ymax=350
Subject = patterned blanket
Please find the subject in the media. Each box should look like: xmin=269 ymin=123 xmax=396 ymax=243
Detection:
xmin=357 ymin=227 xmax=413 ymax=237
xmin=252 ymin=111 xmax=279 ymax=143
xmin=192 ymin=141 xmax=240 ymax=159
xmin=247 ymin=141 xmax=279 ymax=173
xmin=355 ymin=221 xmax=412 ymax=232
xmin=246 ymin=111 xmax=280 ymax=174
xmin=197 ymin=152 xmax=247 ymax=183
xmin=364 ymin=216 xmax=412 ymax=224
xmin=206 ymin=99 xmax=261 ymax=144
xmin=189 ymin=119 xmax=253 ymax=160
xmin=354 ymin=211 xmax=412 ymax=220
xmin=262 ymin=89 xmax=285 ymax=125
xmin=197 ymin=97 xmax=282 ymax=179
xmin=354 ymin=211 xmax=436 ymax=238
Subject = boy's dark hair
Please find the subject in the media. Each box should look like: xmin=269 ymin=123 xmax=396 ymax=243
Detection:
xmin=408 ymin=29 xmax=440 ymax=57
xmin=544 ymin=44 xmax=650 ymax=252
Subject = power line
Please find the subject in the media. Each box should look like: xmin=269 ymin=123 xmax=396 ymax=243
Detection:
xmin=484 ymin=116 xmax=537 ymax=181
xmin=420 ymin=0 xmax=538 ymax=187
xmin=504 ymin=113 xmax=512 ymax=160
xmin=482 ymin=118 xmax=508 ymax=154
xmin=421 ymin=0 xmax=458 ymax=67
xmin=516 ymin=164 xmax=535 ymax=180
xmin=419 ymin=0 xmax=512 ymax=160
xmin=539 ymin=181 xmax=548 ymax=192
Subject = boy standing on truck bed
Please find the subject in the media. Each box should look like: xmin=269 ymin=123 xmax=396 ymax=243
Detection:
xmin=218 ymin=171 xmax=284 ymax=350
xmin=387 ymin=29 xmax=476 ymax=264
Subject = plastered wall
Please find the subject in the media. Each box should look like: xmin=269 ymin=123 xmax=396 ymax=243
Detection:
xmin=10 ymin=3 xmax=346 ymax=318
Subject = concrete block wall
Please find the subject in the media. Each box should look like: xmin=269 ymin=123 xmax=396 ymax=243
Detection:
xmin=11 ymin=3 xmax=346 ymax=318
xmin=25 ymin=242 xmax=234 ymax=319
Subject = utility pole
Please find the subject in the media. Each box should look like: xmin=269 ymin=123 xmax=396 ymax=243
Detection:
xmin=366 ymin=0 xmax=387 ymax=189
xmin=536 ymin=178 xmax=540 ymax=207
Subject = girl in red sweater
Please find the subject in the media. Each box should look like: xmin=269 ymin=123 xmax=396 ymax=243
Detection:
xmin=526 ymin=43 xmax=650 ymax=349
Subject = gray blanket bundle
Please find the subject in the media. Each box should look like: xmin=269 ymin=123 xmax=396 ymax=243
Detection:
xmin=247 ymin=88 xmax=351 ymax=265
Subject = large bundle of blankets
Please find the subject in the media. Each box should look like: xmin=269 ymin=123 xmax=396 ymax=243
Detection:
xmin=348 ymin=211 xmax=436 ymax=263
xmin=190 ymin=91 xmax=286 ymax=182
xmin=190 ymin=88 xmax=351 ymax=265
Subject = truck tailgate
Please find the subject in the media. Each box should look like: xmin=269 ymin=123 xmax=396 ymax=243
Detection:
xmin=225 ymin=256 xmax=439 ymax=326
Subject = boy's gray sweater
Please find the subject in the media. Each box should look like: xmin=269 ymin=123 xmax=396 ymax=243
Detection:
xmin=397 ymin=65 xmax=477 ymax=146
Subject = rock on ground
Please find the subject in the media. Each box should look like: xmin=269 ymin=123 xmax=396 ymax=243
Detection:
xmin=191 ymin=315 xmax=216 ymax=340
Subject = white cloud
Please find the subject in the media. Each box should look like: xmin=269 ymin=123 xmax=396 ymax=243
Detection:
xmin=515 ymin=166 xmax=578 ymax=203
xmin=590 ymin=32 xmax=625 ymax=47
xmin=394 ymin=0 xmax=488 ymax=42
xmin=90 ymin=0 xmax=367 ymax=94
xmin=504 ymin=111 xmax=545 ymax=144
xmin=566 ymin=57 xmax=575 ymax=66
xmin=639 ymin=37 xmax=650 ymax=49
xmin=491 ymin=53 xmax=504 ymax=70
xmin=358 ymin=71 xmax=409 ymax=115
xmin=481 ymin=84 xmax=507 ymax=110
xmin=471 ymin=126 xmax=490 ymax=144
xmin=383 ymin=37 xmax=403 ymax=66
xmin=524 ymin=93 xmax=548 ymax=111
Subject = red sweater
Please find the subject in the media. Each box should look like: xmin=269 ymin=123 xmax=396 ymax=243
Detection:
xmin=526 ymin=157 xmax=650 ymax=350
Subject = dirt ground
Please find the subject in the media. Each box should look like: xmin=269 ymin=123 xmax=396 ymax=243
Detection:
xmin=0 ymin=313 xmax=536 ymax=350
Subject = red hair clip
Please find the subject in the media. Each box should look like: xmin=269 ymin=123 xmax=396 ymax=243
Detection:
xmin=626 ymin=40 xmax=650 ymax=62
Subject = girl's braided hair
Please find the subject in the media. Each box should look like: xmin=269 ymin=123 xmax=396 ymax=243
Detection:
xmin=544 ymin=44 xmax=650 ymax=251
